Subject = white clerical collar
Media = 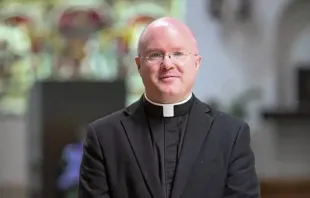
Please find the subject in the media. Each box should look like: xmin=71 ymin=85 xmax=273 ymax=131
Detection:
xmin=144 ymin=93 xmax=193 ymax=117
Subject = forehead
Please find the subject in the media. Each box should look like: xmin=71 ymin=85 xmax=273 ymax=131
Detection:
xmin=141 ymin=26 xmax=194 ymax=53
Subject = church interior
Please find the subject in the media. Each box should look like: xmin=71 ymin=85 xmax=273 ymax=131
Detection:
xmin=1 ymin=0 xmax=310 ymax=197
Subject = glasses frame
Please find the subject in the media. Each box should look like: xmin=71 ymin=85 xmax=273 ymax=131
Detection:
xmin=139 ymin=52 xmax=199 ymax=64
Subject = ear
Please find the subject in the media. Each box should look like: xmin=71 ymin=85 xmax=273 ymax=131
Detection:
xmin=195 ymin=55 xmax=201 ymax=69
xmin=135 ymin=56 xmax=141 ymax=70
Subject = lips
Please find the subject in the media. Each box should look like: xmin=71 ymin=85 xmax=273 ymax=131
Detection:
xmin=159 ymin=75 xmax=179 ymax=79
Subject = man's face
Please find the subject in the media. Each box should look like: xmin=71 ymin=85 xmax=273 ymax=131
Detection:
xmin=135 ymin=26 xmax=201 ymax=103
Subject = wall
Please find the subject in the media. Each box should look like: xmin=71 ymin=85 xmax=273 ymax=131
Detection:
xmin=291 ymin=27 xmax=310 ymax=64
xmin=275 ymin=0 xmax=310 ymax=107
xmin=186 ymin=0 xmax=310 ymax=179
xmin=0 ymin=115 xmax=27 ymax=198
xmin=187 ymin=0 xmax=298 ymax=128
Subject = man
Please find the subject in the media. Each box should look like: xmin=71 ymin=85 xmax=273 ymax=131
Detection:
xmin=78 ymin=17 xmax=260 ymax=198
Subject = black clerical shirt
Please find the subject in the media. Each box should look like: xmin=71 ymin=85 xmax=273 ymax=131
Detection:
xmin=143 ymin=94 xmax=194 ymax=198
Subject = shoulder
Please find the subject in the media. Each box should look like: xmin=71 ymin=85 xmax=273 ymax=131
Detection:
xmin=88 ymin=108 xmax=126 ymax=132
xmin=208 ymin=108 xmax=250 ymax=140
xmin=87 ymin=99 xmax=140 ymax=133
xmin=194 ymin=97 xmax=250 ymax=140
xmin=195 ymin=97 xmax=247 ymax=130
xmin=83 ymin=108 xmax=126 ymax=143
xmin=212 ymin=110 xmax=247 ymax=129
xmin=207 ymin=109 xmax=251 ymax=153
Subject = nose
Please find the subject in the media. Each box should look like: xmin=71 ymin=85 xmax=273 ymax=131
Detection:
xmin=161 ymin=55 xmax=174 ymax=70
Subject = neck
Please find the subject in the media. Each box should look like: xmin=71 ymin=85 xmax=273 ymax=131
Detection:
xmin=144 ymin=93 xmax=192 ymax=106
xmin=143 ymin=93 xmax=194 ymax=117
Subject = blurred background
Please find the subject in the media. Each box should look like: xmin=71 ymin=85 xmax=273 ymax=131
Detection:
xmin=1 ymin=0 xmax=310 ymax=197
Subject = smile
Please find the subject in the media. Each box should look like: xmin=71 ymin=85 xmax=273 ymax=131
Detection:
xmin=160 ymin=76 xmax=179 ymax=79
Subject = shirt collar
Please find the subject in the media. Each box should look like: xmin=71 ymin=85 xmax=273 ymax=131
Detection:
xmin=143 ymin=93 xmax=194 ymax=117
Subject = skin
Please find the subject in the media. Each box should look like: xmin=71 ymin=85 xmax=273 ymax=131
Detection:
xmin=135 ymin=17 xmax=201 ymax=104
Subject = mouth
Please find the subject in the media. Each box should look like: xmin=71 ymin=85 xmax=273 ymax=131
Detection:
xmin=159 ymin=75 xmax=179 ymax=80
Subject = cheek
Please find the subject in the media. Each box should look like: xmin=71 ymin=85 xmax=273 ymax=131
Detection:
xmin=178 ymin=65 xmax=188 ymax=75
xmin=147 ymin=65 xmax=160 ymax=77
xmin=140 ymin=65 xmax=158 ymax=79
xmin=181 ymin=67 xmax=196 ymax=80
xmin=177 ymin=65 xmax=186 ymax=74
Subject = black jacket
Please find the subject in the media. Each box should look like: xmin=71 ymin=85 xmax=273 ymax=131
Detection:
xmin=78 ymin=96 xmax=260 ymax=198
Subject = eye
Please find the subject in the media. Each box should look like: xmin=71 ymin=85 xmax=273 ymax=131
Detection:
xmin=173 ymin=51 xmax=186 ymax=56
xmin=149 ymin=52 xmax=162 ymax=58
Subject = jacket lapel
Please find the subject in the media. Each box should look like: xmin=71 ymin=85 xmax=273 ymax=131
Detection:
xmin=120 ymin=99 xmax=164 ymax=198
xmin=171 ymin=98 xmax=214 ymax=198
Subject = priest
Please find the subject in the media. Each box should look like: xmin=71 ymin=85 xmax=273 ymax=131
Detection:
xmin=78 ymin=16 xmax=260 ymax=198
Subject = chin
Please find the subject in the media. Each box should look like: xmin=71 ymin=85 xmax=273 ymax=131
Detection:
xmin=158 ymin=86 xmax=180 ymax=96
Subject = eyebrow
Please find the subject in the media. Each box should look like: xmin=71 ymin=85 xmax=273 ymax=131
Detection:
xmin=145 ymin=47 xmax=186 ymax=54
xmin=144 ymin=48 xmax=163 ymax=53
xmin=170 ymin=47 xmax=185 ymax=51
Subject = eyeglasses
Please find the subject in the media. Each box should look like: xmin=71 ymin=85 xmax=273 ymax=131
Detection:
xmin=140 ymin=51 xmax=198 ymax=64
